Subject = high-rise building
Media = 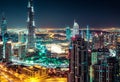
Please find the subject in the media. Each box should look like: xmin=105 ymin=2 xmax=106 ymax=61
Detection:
xmin=92 ymin=47 xmax=120 ymax=82
xmin=91 ymin=49 xmax=98 ymax=65
xmin=0 ymin=42 xmax=3 ymax=61
xmin=86 ymin=25 xmax=90 ymax=42
xmin=72 ymin=21 xmax=79 ymax=37
xmin=93 ymin=64 xmax=113 ymax=82
xmin=5 ymin=41 xmax=12 ymax=62
xmin=18 ymin=31 xmax=26 ymax=43
xmin=66 ymin=26 xmax=71 ymax=41
xmin=18 ymin=44 xmax=26 ymax=60
xmin=1 ymin=13 xmax=7 ymax=59
xmin=68 ymin=35 xmax=89 ymax=82
xmin=27 ymin=0 xmax=36 ymax=49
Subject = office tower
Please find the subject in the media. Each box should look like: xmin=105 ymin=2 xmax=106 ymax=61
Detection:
xmin=86 ymin=25 xmax=90 ymax=42
xmin=93 ymin=48 xmax=111 ymax=82
xmin=92 ymin=33 xmax=99 ymax=49
xmin=0 ymin=42 xmax=3 ymax=60
xmin=1 ymin=13 xmax=7 ymax=59
xmin=116 ymin=35 xmax=120 ymax=58
xmin=68 ymin=35 xmax=89 ymax=82
xmin=93 ymin=63 xmax=113 ymax=82
xmin=99 ymin=32 xmax=104 ymax=48
xmin=19 ymin=44 xmax=26 ymax=60
xmin=72 ymin=21 xmax=79 ymax=37
xmin=116 ymin=35 xmax=120 ymax=81
xmin=27 ymin=0 xmax=36 ymax=49
xmin=92 ymin=47 xmax=120 ymax=82
xmin=107 ymin=57 xmax=119 ymax=82
xmin=18 ymin=31 xmax=26 ymax=43
xmin=93 ymin=56 xmax=119 ymax=82
xmin=66 ymin=26 xmax=71 ymax=41
xmin=13 ymin=47 xmax=19 ymax=57
xmin=5 ymin=41 xmax=12 ymax=62
xmin=89 ymin=49 xmax=98 ymax=82
xmin=91 ymin=49 xmax=98 ymax=65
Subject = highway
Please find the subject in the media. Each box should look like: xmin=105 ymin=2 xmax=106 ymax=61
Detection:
xmin=0 ymin=64 xmax=67 ymax=82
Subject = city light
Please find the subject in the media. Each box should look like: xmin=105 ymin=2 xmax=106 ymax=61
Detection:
xmin=0 ymin=0 xmax=120 ymax=82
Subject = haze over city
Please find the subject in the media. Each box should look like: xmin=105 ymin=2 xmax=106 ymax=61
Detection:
xmin=0 ymin=0 xmax=120 ymax=28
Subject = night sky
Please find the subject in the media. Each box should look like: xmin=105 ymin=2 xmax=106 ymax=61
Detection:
xmin=0 ymin=0 xmax=120 ymax=28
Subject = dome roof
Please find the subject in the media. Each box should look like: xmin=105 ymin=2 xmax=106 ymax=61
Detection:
xmin=73 ymin=21 xmax=79 ymax=27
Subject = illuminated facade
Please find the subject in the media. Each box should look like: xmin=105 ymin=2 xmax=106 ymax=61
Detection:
xmin=18 ymin=31 xmax=26 ymax=43
xmin=19 ymin=44 xmax=26 ymax=60
xmin=0 ymin=42 xmax=3 ymax=60
xmin=72 ymin=21 xmax=79 ymax=37
xmin=68 ymin=35 xmax=89 ymax=82
xmin=86 ymin=25 xmax=90 ymax=41
xmin=5 ymin=41 xmax=12 ymax=61
xmin=27 ymin=0 xmax=36 ymax=49
xmin=66 ymin=26 xmax=71 ymax=41
xmin=1 ymin=14 xmax=7 ymax=59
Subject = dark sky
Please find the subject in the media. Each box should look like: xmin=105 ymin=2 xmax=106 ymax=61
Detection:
xmin=0 ymin=0 xmax=120 ymax=28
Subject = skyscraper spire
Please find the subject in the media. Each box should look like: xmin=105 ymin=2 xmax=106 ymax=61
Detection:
xmin=27 ymin=0 xmax=36 ymax=49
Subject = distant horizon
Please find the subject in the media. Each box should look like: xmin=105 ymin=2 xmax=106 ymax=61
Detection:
xmin=0 ymin=0 xmax=120 ymax=28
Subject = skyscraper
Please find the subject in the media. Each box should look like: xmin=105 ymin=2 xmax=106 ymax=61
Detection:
xmin=66 ymin=26 xmax=71 ymax=41
xmin=5 ymin=41 xmax=12 ymax=62
xmin=27 ymin=0 xmax=36 ymax=49
xmin=72 ymin=21 xmax=79 ymax=37
xmin=0 ymin=42 xmax=3 ymax=61
xmin=68 ymin=35 xmax=89 ymax=82
xmin=1 ymin=13 xmax=7 ymax=59
xmin=68 ymin=22 xmax=89 ymax=82
xmin=86 ymin=25 xmax=90 ymax=42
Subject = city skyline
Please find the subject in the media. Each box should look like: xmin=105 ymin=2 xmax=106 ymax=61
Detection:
xmin=0 ymin=0 xmax=120 ymax=28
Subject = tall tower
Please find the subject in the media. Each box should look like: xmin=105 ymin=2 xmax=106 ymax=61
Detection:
xmin=66 ymin=26 xmax=71 ymax=41
xmin=1 ymin=13 xmax=7 ymax=59
xmin=86 ymin=25 xmax=90 ymax=41
xmin=27 ymin=0 xmax=36 ymax=49
xmin=72 ymin=20 xmax=79 ymax=37
xmin=68 ymin=22 xmax=89 ymax=82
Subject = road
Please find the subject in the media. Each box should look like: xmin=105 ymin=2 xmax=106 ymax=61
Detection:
xmin=0 ymin=64 xmax=67 ymax=82
xmin=24 ymin=77 xmax=67 ymax=82
xmin=41 ymin=77 xmax=67 ymax=82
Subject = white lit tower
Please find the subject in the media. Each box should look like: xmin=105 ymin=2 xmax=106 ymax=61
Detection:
xmin=1 ymin=13 xmax=7 ymax=59
xmin=72 ymin=20 xmax=79 ymax=37
xmin=27 ymin=0 xmax=36 ymax=49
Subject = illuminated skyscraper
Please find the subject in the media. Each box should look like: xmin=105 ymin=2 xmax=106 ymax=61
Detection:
xmin=68 ymin=35 xmax=89 ymax=82
xmin=1 ymin=13 xmax=7 ymax=59
xmin=66 ymin=26 xmax=71 ymax=41
xmin=72 ymin=21 xmax=79 ymax=37
xmin=5 ymin=41 xmax=12 ymax=61
xmin=0 ymin=42 xmax=3 ymax=60
xmin=18 ymin=31 xmax=26 ymax=43
xmin=86 ymin=25 xmax=90 ymax=41
xmin=19 ymin=44 xmax=26 ymax=60
xmin=27 ymin=0 xmax=36 ymax=49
